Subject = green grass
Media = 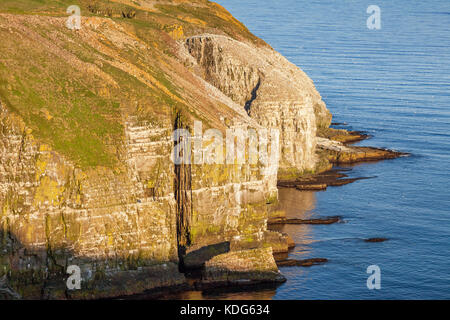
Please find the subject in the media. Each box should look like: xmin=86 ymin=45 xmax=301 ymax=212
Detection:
xmin=0 ymin=19 xmax=124 ymax=167
xmin=0 ymin=0 xmax=75 ymax=14
xmin=155 ymin=2 xmax=266 ymax=45
xmin=0 ymin=0 xmax=267 ymax=168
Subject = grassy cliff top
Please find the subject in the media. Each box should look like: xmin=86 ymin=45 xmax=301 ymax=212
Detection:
xmin=0 ymin=1 xmax=267 ymax=168
xmin=0 ymin=1 xmax=266 ymax=45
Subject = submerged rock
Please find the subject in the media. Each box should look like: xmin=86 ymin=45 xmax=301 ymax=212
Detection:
xmin=278 ymin=168 xmax=375 ymax=190
xmin=276 ymin=258 xmax=328 ymax=267
xmin=296 ymin=184 xmax=327 ymax=191
xmin=269 ymin=216 xmax=341 ymax=225
xmin=364 ymin=238 xmax=389 ymax=243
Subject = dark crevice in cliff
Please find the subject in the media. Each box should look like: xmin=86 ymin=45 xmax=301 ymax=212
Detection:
xmin=244 ymin=78 xmax=261 ymax=115
xmin=173 ymin=112 xmax=193 ymax=273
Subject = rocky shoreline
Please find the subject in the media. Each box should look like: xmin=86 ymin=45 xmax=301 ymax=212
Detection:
xmin=120 ymin=128 xmax=406 ymax=299
xmin=76 ymin=116 xmax=406 ymax=300
xmin=266 ymin=128 xmax=407 ymax=281
xmin=0 ymin=1 xmax=409 ymax=300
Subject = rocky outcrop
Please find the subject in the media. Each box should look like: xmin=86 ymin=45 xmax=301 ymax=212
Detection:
xmin=203 ymin=247 xmax=285 ymax=284
xmin=269 ymin=216 xmax=342 ymax=225
xmin=182 ymin=34 xmax=331 ymax=178
xmin=276 ymin=258 xmax=328 ymax=268
xmin=278 ymin=167 xmax=375 ymax=190
xmin=317 ymin=137 xmax=407 ymax=164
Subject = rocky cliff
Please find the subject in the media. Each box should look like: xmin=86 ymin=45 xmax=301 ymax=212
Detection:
xmin=182 ymin=34 xmax=331 ymax=178
xmin=0 ymin=0 xmax=330 ymax=299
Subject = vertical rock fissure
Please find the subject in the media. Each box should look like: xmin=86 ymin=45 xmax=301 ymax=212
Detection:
xmin=244 ymin=78 xmax=261 ymax=115
xmin=173 ymin=112 xmax=192 ymax=271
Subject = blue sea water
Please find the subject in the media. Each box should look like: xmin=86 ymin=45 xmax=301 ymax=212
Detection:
xmin=211 ymin=0 xmax=450 ymax=299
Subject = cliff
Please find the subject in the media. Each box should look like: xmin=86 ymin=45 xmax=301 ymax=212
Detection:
xmin=0 ymin=0 xmax=329 ymax=299
xmin=183 ymin=34 xmax=331 ymax=178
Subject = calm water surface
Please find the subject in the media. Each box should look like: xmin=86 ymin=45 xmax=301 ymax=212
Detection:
xmin=171 ymin=0 xmax=450 ymax=299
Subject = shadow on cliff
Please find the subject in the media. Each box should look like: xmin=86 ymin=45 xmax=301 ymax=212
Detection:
xmin=1 ymin=230 xmax=284 ymax=300
xmin=0 ymin=229 xmax=185 ymax=300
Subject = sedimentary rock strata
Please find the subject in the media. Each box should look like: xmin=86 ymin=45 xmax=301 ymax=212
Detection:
xmin=203 ymin=247 xmax=285 ymax=283
xmin=317 ymin=137 xmax=406 ymax=164
xmin=276 ymin=258 xmax=328 ymax=267
xmin=182 ymin=34 xmax=331 ymax=178
xmin=0 ymin=1 xmax=329 ymax=298
xmin=269 ymin=216 xmax=342 ymax=225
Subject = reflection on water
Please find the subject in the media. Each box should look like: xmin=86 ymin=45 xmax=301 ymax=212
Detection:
xmin=270 ymin=189 xmax=317 ymax=258
xmin=158 ymin=285 xmax=278 ymax=300
xmin=276 ymin=188 xmax=316 ymax=218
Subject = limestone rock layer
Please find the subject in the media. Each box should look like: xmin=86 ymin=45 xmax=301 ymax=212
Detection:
xmin=0 ymin=1 xmax=331 ymax=299
xmin=183 ymin=34 xmax=331 ymax=177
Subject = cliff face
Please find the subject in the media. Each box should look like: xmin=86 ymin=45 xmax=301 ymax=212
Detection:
xmin=0 ymin=0 xmax=330 ymax=299
xmin=183 ymin=34 xmax=331 ymax=178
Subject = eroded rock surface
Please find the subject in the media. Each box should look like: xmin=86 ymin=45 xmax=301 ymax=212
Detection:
xmin=0 ymin=1 xmax=331 ymax=299
xmin=182 ymin=34 xmax=331 ymax=178
xmin=203 ymin=247 xmax=285 ymax=283
xmin=317 ymin=137 xmax=407 ymax=164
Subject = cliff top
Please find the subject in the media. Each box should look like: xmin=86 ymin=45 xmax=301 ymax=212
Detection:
xmin=0 ymin=1 xmax=267 ymax=46
xmin=0 ymin=1 xmax=268 ymax=168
